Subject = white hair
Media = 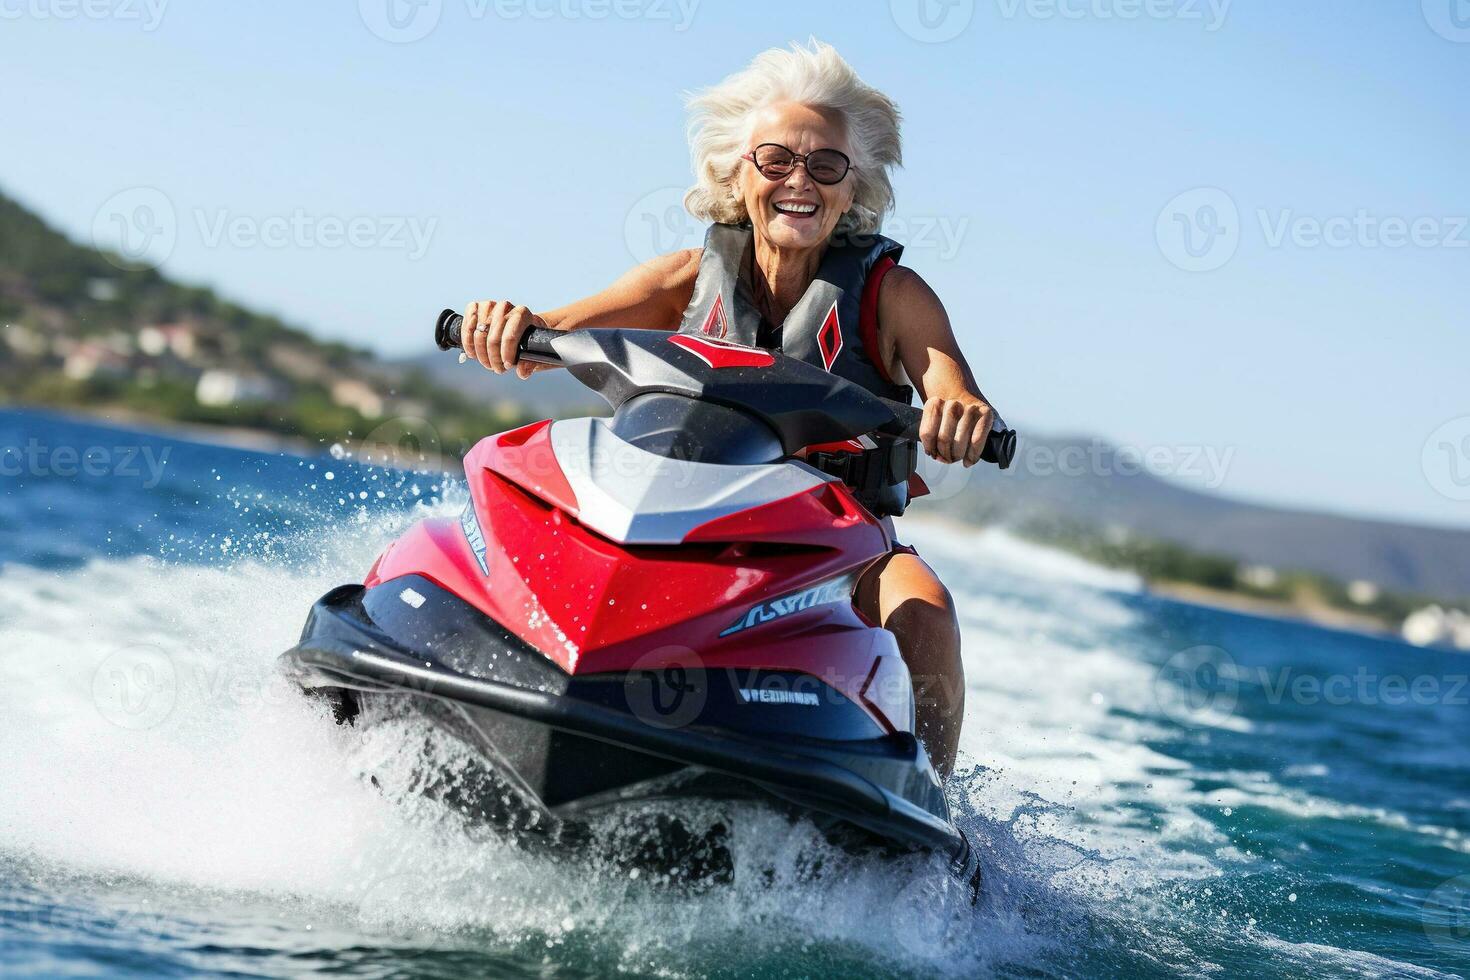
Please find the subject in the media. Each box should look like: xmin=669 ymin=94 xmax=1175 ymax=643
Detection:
xmin=683 ymin=39 xmax=902 ymax=236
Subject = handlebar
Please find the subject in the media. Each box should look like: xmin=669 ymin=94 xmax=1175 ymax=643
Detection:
xmin=878 ymin=398 xmax=1017 ymax=470
xmin=434 ymin=309 xmax=563 ymax=366
xmin=434 ymin=307 xmax=1016 ymax=469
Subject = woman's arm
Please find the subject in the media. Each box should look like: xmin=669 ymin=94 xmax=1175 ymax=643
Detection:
xmin=463 ymin=249 xmax=700 ymax=376
xmin=540 ymin=249 xmax=700 ymax=332
xmin=877 ymin=266 xmax=996 ymax=466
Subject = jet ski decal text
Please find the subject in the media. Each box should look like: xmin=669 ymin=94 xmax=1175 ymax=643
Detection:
xmin=737 ymin=687 xmax=819 ymax=707
xmin=718 ymin=575 xmax=854 ymax=638
xmin=460 ymin=503 xmax=489 ymax=575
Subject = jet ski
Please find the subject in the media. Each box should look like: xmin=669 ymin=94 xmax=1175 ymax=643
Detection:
xmin=280 ymin=309 xmax=1016 ymax=891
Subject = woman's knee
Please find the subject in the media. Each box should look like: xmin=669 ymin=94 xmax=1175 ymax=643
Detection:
xmin=878 ymin=555 xmax=957 ymax=630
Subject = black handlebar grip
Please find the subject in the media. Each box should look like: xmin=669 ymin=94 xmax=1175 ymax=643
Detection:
xmin=519 ymin=327 xmax=563 ymax=364
xmin=435 ymin=308 xmax=463 ymax=351
xmin=984 ymin=426 xmax=1017 ymax=470
xmin=882 ymin=399 xmax=1017 ymax=470
xmin=433 ymin=309 xmax=563 ymax=365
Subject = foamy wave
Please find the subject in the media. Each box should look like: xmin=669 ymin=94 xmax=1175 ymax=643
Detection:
xmin=0 ymin=524 xmax=1076 ymax=975
xmin=897 ymin=520 xmax=1144 ymax=595
xmin=0 ymin=477 xmax=1455 ymax=976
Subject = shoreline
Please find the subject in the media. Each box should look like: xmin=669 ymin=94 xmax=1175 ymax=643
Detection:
xmin=1144 ymin=580 xmax=1395 ymax=640
xmin=11 ymin=403 xmax=323 ymax=459
xmin=900 ymin=513 xmax=1400 ymax=643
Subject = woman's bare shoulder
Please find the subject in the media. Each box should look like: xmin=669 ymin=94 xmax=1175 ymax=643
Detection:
xmin=874 ymin=264 xmax=955 ymax=380
xmin=878 ymin=264 xmax=945 ymax=322
xmin=653 ymin=247 xmax=702 ymax=290
xmin=615 ymin=247 xmax=701 ymax=303
xmin=545 ymin=248 xmax=702 ymax=332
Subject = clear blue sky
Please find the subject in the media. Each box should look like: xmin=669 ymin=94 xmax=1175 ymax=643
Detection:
xmin=3 ymin=1 xmax=1467 ymax=527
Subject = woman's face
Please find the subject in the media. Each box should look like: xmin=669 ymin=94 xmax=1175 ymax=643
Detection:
xmin=738 ymin=102 xmax=856 ymax=252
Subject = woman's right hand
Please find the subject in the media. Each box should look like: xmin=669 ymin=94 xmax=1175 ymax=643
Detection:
xmin=462 ymin=299 xmax=550 ymax=378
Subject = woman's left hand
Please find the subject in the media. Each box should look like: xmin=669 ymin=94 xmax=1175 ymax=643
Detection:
xmin=919 ymin=395 xmax=995 ymax=467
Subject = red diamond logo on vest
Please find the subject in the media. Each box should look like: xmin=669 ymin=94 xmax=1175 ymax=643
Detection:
xmin=701 ymin=293 xmax=728 ymax=338
xmin=817 ymin=300 xmax=842 ymax=371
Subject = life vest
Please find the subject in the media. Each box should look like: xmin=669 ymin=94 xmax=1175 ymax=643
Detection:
xmin=677 ymin=223 xmax=925 ymax=516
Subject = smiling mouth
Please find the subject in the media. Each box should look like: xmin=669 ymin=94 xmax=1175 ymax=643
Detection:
xmin=773 ymin=200 xmax=819 ymax=218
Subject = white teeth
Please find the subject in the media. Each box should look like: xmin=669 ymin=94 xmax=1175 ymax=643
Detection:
xmin=774 ymin=201 xmax=817 ymax=214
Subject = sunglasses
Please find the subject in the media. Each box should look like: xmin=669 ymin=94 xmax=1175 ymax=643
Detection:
xmin=741 ymin=143 xmax=853 ymax=185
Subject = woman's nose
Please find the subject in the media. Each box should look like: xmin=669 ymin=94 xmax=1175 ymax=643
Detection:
xmin=782 ymin=164 xmax=814 ymax=190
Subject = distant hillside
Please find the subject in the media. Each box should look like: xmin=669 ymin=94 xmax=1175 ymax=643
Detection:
xmin=0 ymin=188 xmax=529 ymax=450
xmin=950 ymin=434 xmax=1470 ymax=600
xmin=392 ymin=350 xmax=603 ymax=418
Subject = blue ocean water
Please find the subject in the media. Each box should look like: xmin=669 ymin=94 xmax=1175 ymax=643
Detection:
xmin=0 ymin=407 xmax=1465 ymax=978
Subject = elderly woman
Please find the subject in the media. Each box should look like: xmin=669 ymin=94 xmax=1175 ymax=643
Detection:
xmin=460 ymin=40 xmax=996 ymax=778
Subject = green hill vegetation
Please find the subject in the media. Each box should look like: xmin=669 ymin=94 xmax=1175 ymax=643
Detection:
xmin=0 ymin=189 xmax=527 ymax=449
